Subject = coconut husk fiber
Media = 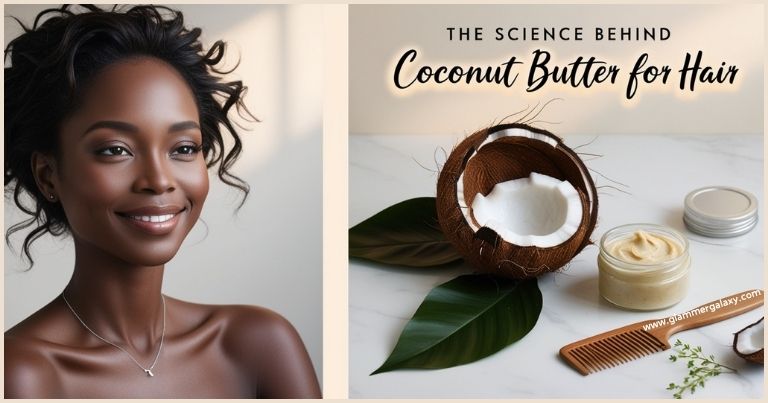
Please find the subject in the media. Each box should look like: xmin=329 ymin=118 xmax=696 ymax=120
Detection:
xmin=436 ymin=123 xmax=599 ymax=279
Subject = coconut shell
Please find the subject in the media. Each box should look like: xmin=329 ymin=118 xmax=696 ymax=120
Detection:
xmin=733 ymin=317 xmax=764 ymax=364
xmin=436 ymin=123 xmax=599 ymax=279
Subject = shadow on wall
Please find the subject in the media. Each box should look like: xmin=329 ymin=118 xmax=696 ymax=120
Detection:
xmin=168 ymin=4 xmax=325 ymax=384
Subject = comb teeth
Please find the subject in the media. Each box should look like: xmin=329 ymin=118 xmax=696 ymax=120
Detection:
xmin=561 ymin=329 xmax=668 ymax=375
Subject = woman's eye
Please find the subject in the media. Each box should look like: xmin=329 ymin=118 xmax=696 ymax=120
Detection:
xmin=97 ymin=146 xmax=131 ymax=156
xmin=172 ymin=145 xmax=201 ymax=156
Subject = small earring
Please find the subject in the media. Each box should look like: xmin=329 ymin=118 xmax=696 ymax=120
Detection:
xmin=49 ymin=194 xmax=56 ymax=201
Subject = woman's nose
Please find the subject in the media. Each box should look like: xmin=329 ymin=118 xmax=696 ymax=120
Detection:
xmin=132 ymin=153 xmax=176 ymax=194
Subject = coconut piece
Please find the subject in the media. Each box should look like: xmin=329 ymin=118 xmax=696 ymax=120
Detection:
xmin=436 ymin=123 xmax=598 ymax=279
xmin=733 ymin=317 xmax=764 ymax=364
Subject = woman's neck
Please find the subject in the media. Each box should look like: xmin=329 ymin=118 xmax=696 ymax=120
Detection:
xmin=63 ymin=240 xmax=166 ymax=354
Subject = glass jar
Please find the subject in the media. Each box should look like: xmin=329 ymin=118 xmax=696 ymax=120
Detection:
xmin=598 ymin=223 xmax=690 ymax=310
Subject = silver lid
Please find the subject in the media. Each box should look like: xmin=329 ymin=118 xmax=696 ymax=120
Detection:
xmin=683 ymin=186 xmax=758 ymax=237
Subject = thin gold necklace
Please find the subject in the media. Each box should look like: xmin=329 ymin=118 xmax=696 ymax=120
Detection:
xmin=61 ymin=292 xmax=166 ymax=377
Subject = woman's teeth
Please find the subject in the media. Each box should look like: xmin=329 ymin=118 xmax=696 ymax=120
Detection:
xmin=130 ymin=214 xmax=175 ymax=223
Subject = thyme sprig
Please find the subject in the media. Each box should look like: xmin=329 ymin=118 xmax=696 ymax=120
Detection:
xmin=666 ymin=339 xmax=737 ymax=399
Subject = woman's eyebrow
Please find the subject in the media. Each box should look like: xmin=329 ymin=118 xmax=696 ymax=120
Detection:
xmin=169 ymin=121 xmax=201 ymax=132
xmin=82 ymin=120 xmax=200 ymax=137
xmin=82 ymin=120 xmax=138 ymax=137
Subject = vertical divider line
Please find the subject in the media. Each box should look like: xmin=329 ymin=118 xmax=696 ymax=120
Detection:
xmin=322 ymin=4 xmax=349 ymax=399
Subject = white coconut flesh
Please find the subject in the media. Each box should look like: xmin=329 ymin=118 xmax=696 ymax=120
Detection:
xmin=735 ymin=319 xmax=764 ymax=354
xmin=456 ymin=127 xmax=590 ymax=248
xmin=470 ymin=173 xmax=582 ymax=247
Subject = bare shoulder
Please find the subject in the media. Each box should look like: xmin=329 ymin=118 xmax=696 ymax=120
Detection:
xmin=183 ymin=302 xmax=321 ymax=398
xmin=167 ymin=299 xmax=306 ymax=361
xmin=4 ymin=333 xmax=62 ymax=398
xmin=169 ymin=299 xmax=295 ymax=339
xmin=4 ymin=298 xmax=72 ymax=398
xmin=213 ymin=304 xmax=303 ymax=358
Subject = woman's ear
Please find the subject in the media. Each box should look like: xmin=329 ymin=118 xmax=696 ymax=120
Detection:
xmin=31 ymin=152 xmax=59 ymax=203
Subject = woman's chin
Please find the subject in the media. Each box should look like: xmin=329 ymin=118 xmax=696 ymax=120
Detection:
xmin=115 ymin=243 xmax=182 ymax=268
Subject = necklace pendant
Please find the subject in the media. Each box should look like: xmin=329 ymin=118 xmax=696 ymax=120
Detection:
xmin=145 ymin=369 xmax=154 ymax=377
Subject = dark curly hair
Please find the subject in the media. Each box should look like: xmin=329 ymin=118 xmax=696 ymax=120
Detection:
xmin=5 ymin=4 xmax=253 ymax=265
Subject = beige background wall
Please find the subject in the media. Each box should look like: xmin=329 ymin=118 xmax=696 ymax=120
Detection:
xmin=350 ymin=4 xmax=763 ymax=135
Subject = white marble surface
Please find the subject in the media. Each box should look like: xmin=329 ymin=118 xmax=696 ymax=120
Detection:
xmin=349 ymin=133 xmax=764 ymax=398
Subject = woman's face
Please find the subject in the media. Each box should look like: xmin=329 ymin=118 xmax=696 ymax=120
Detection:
xmin=51 ymin=57 xmax=209 ymax=266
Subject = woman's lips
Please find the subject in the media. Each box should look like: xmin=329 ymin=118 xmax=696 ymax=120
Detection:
xmin=116 ymin=207 xmax=186 ymax=235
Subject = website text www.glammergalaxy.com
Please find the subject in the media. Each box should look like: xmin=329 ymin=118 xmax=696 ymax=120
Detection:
xmin=642 ymin=290 xmax=763 ymax=331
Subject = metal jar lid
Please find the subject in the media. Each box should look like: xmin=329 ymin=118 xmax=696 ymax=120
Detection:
xmin=683 ymin=186 xmax=758 ymax=237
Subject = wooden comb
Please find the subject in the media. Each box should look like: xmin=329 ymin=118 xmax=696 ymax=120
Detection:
xmin=560 ymin=289 xmax=764 ymax=375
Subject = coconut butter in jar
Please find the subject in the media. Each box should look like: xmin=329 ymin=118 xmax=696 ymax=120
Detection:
xmin=598 ymin=224 xmax=690 ymax=310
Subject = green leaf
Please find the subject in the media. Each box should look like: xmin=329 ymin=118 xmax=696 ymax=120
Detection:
xmin=372 ymin=274 xmax=542 ymax=374
xmin=350 ymin=197 xmax=462 ymax=267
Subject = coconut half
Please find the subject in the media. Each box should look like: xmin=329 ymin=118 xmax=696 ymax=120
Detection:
xmin=733 ymin=317 xmax=764 ymax=364
xmin=436 ymin=123 xmax=598 ymax=279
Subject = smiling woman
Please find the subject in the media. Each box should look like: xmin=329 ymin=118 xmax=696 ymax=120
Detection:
xmin=46 ymin=58 xmax=211 ymax=266
xmin=4 ymin=5 xmax=321 ymax=398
